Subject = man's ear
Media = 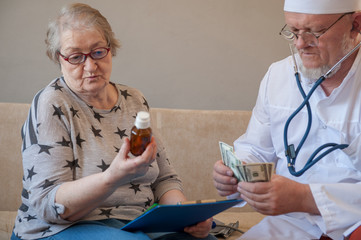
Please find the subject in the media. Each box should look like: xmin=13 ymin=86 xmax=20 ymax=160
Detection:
xmin=351 ymin=12 xmax=361 ymax=32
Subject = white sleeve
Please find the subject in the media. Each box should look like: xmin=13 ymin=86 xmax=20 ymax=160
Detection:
xmin=234 ymin=68 xmax=277 ymax=164
xmin=309 ymin=183 xmax=361 ymax=237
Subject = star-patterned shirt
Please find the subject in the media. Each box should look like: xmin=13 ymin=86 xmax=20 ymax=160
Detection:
xmin=13 ymin=77 xmax=183 ymax=239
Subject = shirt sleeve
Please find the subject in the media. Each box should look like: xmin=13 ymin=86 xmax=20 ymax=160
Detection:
xmin=21 ymin=92 xmax=73 ymax=224
xmin=234 ymin=68 xmax=277 ymax=163
xmin=150 ymin=130 xmax=183 ymax=202
xmin=309 ymin=183 xmax=361 ymax=238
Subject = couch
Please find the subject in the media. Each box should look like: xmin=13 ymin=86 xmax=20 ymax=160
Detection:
xmin=0 ymin=102 xmax=265 ymax=240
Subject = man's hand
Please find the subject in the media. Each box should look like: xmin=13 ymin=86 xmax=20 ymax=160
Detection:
xmin=237 ymin=174 xmax=320 ymax=215
xmin=213 ymin=160 xmax=238 ymax=196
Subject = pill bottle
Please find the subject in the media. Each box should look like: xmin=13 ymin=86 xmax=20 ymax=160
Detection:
xmin=130 ymin=111 xmax=152 ymax=156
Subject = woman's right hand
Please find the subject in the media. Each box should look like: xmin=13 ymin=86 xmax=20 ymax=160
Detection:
xmin=56 ymin=137 xmax=157 ymax=221
xmin=104 ymin=137 xmax=157 ymax=187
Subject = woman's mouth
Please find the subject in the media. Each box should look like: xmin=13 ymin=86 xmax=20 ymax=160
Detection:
xmin=84 ymin=75 xmax=99 ymax=80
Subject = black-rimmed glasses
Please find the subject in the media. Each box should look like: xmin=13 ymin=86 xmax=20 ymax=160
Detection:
xmin=58 ymin=47 xmax=110 ymax=65
xmin=279 ymin=12 xmax=353 ymax=47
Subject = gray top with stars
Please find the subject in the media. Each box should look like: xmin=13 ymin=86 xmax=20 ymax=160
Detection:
xmin=13 ymin=77 xmax=183 ymax=239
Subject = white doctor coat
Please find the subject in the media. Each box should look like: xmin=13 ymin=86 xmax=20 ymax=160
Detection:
xmin=234 ymin=51 xmax=361 ymax=240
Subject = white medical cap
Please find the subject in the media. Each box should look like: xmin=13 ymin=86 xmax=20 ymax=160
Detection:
xmin=284 ymin=0 xmax=361 ymax=14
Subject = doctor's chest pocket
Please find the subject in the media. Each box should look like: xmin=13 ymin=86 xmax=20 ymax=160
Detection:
xmin=341 ymin=133 xmax=361 ymax=171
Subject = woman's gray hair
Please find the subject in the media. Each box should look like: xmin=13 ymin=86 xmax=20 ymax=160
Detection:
xmin=45 ymin=3 xmax=121 ymax=64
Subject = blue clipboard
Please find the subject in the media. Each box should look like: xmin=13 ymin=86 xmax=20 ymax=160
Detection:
xmin=121 ymin=199 xmax=243 ymax=232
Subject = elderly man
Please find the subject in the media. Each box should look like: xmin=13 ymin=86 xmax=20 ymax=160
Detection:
xmin=213 ymin=0 xmax=361 ymax=239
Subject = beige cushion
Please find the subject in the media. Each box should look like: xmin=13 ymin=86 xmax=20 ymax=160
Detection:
xmin=150 ymin=108 xmax=252 ymax=200
xmin=0 ymin=211 xmax=17 ymax=239
xmin=0 ymin=103 xmax=29 ymax=211
xmin=0 ymin=103 xmax=263 ymax=239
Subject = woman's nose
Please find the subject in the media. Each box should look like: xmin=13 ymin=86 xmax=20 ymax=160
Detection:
xmin=83 ymin=56 xmax=98 ymax=72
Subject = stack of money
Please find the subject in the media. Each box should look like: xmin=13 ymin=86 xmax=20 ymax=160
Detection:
xmin=219 ymin=142 xmax=274 ymax=182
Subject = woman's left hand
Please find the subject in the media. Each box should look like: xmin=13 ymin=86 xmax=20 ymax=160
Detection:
xmin=183 ymin=217 xmax=213 ymax=238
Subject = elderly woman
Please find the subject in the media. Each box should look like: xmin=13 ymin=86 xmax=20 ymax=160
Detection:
xmin=11 ymin=3 xmax=215 ymax=240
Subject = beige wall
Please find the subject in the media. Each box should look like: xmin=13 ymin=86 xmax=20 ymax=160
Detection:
xmin=0 ymin=0 xmax=289 ymax=110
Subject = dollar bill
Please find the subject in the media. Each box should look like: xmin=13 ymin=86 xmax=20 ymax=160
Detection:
xmin=226 ymin=150 xmax=243 ymax=181
xmin=242 ymin=163 xmax=272 ymax=182
xmin=218 ymin=141 xmax=274 ymax=182
xmin=219 ymin=141 xmax=233 ymax=166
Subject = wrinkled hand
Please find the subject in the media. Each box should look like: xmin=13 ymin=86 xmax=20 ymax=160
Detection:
xmin=105 ymin=137 xmax=157 ymax=186
xmin=237 ymin=174 xmax=319 ymax=215
xmin=213 ymin=160 xmax=238 ymax=196
xmin=184 ymin=218 xmax=213 ymax=239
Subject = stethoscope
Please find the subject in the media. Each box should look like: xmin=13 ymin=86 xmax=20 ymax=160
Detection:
xmin=284 ymin=41 xmax=361 ymax=177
